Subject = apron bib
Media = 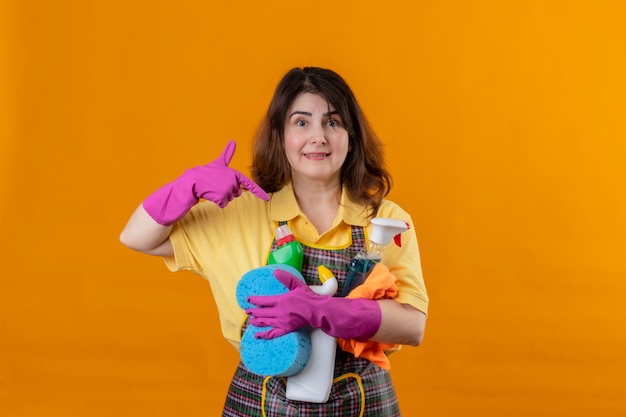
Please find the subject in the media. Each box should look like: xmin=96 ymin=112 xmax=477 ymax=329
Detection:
xmin=223 ymin=223 xmax=401 ymax=417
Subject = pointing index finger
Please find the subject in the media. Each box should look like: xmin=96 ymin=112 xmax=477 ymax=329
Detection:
xmin=236 ymin=172 xmax=270 ymax=201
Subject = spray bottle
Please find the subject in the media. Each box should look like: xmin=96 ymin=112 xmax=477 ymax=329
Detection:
xmin=267 ymin=224 xmax=304 ymax=271
xmin=340 ymin=217 xmax=410 ymax=296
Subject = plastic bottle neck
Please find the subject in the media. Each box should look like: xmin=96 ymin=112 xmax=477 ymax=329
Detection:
xmin=277 ymin=234 xmax=295 ymax=246
xmin=364 ymin=241 xmax=386 ymax=259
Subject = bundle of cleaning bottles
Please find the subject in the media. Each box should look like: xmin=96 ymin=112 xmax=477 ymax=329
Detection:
xmin=242 ymin=218 xmax=409 ymax=403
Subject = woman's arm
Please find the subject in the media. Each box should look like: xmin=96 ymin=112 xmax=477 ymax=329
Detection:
xmin=246 ymin=268 xmax=427 ymax=346
xmin=373 ymin=300 xmax=426 ymax=346
xmin=119 ymin=204 xmax=174 ymax=257
xmin=119 ymin=141 xmax=269 ymax=257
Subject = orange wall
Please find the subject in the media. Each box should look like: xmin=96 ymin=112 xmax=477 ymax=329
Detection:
xmin=2 ymin=1 xmax=625 ymax=416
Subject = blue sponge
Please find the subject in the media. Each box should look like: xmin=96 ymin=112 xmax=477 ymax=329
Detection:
xmin=240 ymin=324 xmax=311 ymax=377
xmin=236 ymin=264 xmax=312 ymax=377
xmin=236 ymin=264 xmax=302 ymax=310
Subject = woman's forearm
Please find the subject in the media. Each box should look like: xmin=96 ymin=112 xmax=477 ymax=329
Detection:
xmin=120 ymin=204 xmax=174 ymax=256
xmin=372 ymin=300 xmax=426 ymax=346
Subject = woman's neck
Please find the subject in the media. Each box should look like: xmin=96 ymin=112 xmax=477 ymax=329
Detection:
xmin=292 ymin=179 xmax=342 ymax=234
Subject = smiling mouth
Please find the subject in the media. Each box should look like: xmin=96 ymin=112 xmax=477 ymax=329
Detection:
xmin=303 ymin=153 xmax=330 ymax=157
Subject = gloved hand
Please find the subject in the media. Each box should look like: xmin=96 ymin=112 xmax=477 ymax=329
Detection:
xmin=143 ymin=140 xmax=269 ymax=225
xmin=246 ymin=268 xmax=382 ymax=341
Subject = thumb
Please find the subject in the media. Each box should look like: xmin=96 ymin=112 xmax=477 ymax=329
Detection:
xmin=273 ymin=268 xmax=306 ymax=291
xmin=215 ymin=140 xmax=236 ymax=166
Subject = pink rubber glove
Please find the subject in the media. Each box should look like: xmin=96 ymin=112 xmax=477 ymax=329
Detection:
xmin=143 ymin=140 xmax=269 ymax=225
xmin=246 ymin=269 xmax=382 ymax=341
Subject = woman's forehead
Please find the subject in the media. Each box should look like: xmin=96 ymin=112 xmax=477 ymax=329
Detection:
xmin=288 ymin=92 xmax=335 ymax=111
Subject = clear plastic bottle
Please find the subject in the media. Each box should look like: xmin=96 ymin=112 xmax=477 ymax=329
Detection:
xmin=340 ymin=218 xmax=409 ymax=296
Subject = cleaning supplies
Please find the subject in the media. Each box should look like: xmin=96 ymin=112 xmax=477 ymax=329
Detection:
xmin=235 ymin=225 xmax=308 ymax=377
xmin=267 ymin=224 xmax=304 ymax=271
xmin=262 ymin=227 xmax=340 ymax=402
xmin=286 ymin=265 xmax=338 ymax=403
xmin=340 ymin=217 xmax=409 ymax=296
xmin=236 ymin=264 xmax=312 ymax=377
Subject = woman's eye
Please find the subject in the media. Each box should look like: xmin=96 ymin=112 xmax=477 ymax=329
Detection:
xmin=296 ymin=120 xmax=306 ymax=127
xmin=327 ymin=119 xmax=339 ymax=128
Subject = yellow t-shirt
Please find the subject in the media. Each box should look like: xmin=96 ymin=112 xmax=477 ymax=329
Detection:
xmin=164 ymin=183 xmax=429 ymax=350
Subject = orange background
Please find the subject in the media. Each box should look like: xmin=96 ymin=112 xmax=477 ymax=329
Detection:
xmin=2 ymin=1 xmax=625 ymax=416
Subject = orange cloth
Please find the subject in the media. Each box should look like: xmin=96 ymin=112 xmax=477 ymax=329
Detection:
xmin=337 ymin=263 xmax=400 ymax=370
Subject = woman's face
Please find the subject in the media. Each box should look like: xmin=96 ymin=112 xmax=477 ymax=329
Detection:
xmin=283 ymin=92 xmax=349 ymax=186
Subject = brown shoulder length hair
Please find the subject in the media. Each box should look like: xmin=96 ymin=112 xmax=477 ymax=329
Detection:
xmin=251 ymin=67 xmax=392 ymax=218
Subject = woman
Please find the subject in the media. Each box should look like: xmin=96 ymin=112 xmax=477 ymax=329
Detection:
xmin=120 ymin=67 xmax=428 ymax=416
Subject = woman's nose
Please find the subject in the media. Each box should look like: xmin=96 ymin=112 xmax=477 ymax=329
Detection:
xmin=310 ymin=124 xmax=327 ymax=143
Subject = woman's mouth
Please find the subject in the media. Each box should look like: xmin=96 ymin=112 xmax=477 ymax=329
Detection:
xmin=303 ymin=153 xmax=330 ymax=159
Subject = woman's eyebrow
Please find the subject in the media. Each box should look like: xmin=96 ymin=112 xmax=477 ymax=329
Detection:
xmin=288 ymin=110 xmax=339 ymax=118
xmin=288 ymin=110 xmax=312 ymax=118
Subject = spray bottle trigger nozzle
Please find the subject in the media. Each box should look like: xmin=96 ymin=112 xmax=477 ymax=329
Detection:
xmin=392 ymin=222 xmax=410 ymax=247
